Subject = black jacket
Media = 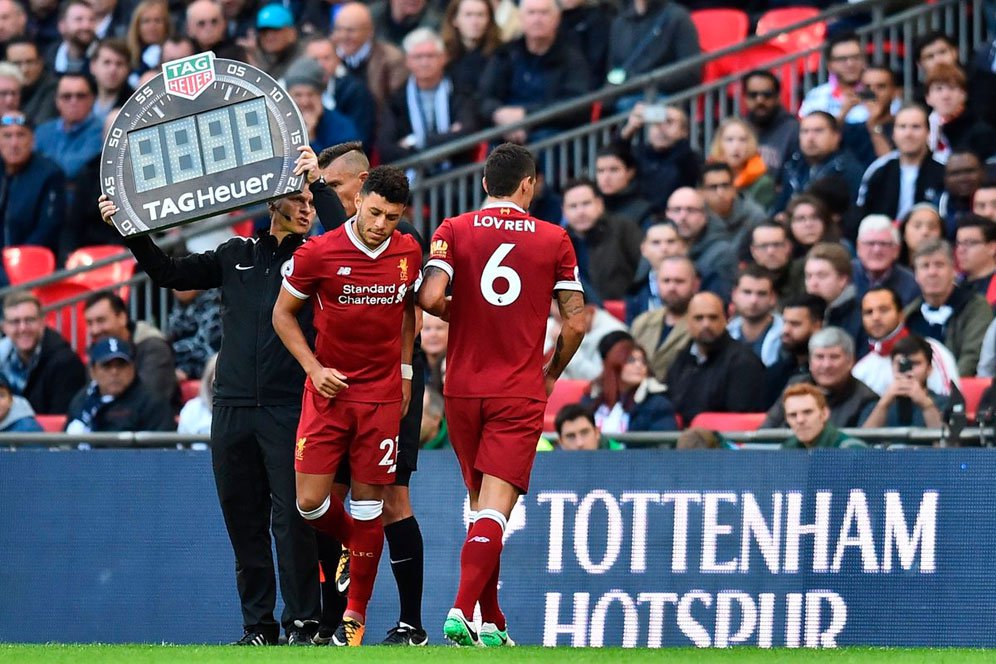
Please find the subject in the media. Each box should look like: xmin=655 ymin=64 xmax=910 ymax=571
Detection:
xmin=666 ymin=332 xmax=767 ymax=424
xmin=21 ymin=328 xmax=87 ymax=415
xmin=65 ymin=378 xmax=175 ymax=432
xmin=376 ymin=78 xmax=479 ymax=165
xmin=856 ymin=151 xmax=945 ymax=220
xmin=762 ymin=375 xmax=878 ymax=429
xmin=123 ymin=181 xmax=346 ymax=407
xmin=632 ymin=138 xmax=701 ymax=212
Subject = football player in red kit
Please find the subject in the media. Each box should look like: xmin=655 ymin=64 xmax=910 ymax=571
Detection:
xmin=273 ymin=165 xmax=421 ymax=647
xmin=418 ymin=144 xmax=587 ymax=647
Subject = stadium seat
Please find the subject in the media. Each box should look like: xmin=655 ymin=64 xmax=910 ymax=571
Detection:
xmin=36 ymin=414 xmax=66 ymax=432
xmin=543 ymin=379 xmax=590 ymax=432
xmin=688 ymin=412 xmax=766 ymax=432
xmin=603 ymin=299 xmax=625 ymax=323
xmin=961 ymin=377 xmax=992 ymax=423
xmin=65 ymin=245 xmax=136 ymax=301
xmin=180 ymin=379 xmax=200 ymax=404
xmin=690 ymin=9 xmax=749 ymax=83
xmin=2 ymin=246 xmax=56 ymax=285
xmin=756 ymin=7 xmax=826 ymax=74
xmin=232 ymin=220 xmax=254 ymax=237
xmin=33 ymin=281 xmax=93 ymax=359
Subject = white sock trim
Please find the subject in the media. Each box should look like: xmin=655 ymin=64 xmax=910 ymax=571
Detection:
xmin=467 ymin=510 xmax=478 ymax=524
xmin=475 ymin=508 xmax=507 ymax=533
xmin=298 ymin=495 xmax=330 ymax=520
xmin=350 ymin=498 xmax=383 ymax=521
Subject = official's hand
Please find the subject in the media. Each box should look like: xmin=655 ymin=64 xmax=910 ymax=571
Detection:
xmin=293 ymin=146 xmax=320 ymax=184
xmin=309 ymin=366 xmax=348 ymax=398
xmin=98 ymin=194 xmax=117 ymax=225
xmin=401 ymin=378 xmax=411 ymax=417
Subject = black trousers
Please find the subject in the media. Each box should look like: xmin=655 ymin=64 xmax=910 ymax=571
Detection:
xmin=211 ymin=404 xmax=321 ymax=634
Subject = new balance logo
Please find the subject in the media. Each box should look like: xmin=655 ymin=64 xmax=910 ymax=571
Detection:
xmin=337 ymin=266 xmax=351 ymax=275
xmin=468 ymin=536 xmax=491 ymax=543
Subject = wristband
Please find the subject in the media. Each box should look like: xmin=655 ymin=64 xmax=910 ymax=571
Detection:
xmin=401 ymin=364 xmax=413 ymax=380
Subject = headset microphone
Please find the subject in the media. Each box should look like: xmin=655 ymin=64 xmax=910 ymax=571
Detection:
xmin=270 ymin=201 xmax=294 ymax=223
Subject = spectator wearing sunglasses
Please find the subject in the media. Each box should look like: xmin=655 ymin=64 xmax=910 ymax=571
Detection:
xmin=34 ymin=71 xmax=102 ymax=181
xmin=742 ymin=69 xmax=798 ymax=176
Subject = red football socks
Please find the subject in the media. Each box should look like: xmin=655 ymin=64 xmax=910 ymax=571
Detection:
xmin=454 ymin=510 xmax=506 ymax=619
xmin=345 ymin=513 xmax=384 ymax=621
xmin=299 ymin=494 xmax=354 ymax=543
xmin=479 ymin=558 xmax=506 ymax=631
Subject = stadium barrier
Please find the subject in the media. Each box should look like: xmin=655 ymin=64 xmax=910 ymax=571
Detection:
xmin=2 ymin=448 xmax=995 ymax=647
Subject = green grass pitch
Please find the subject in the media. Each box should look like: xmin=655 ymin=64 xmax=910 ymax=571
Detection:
xmin=0 ymin=645 xmax=993 ymax=663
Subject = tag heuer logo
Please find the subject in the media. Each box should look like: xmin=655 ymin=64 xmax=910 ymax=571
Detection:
xmin=163 ymin=51 xmax=215 ymax=100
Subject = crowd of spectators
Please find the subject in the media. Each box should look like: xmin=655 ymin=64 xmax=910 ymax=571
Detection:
xmin=0 ymin=0 xmax=994 ymax=448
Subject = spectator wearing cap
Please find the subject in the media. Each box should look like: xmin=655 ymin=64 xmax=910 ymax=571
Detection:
xmin=666 ymin=292 xmax=766 ymax=423
xmin=781 ymin=383 xmax=866 ymax=450
xmin=925 ymin=63 xmax=996 ymax=164
xmin=580 ymin=333 xmax=678 ymax=434
xmin=906 ymin=238 xmax=993 ymax=375
xmin=852 ymin=214 xmax=920 ymax=306
xmin=377 ymin=28 xmax=478 ymax=166
xmin=0 ymin=291 xmax=86 ymax=415
xmin=0 ymin=110 xmax=66 ymax=258
xmin=856 ymin=105 xmax=945 ymax=222
xmin=252 ymin=4 xmax=301 ymax=81
xmin=370 ymin=0 xmax=442 ymax=48
xmin=83 ymin=291 xmax=178 ymax=403
xmin=0 ymin=373 xmax=42 ymax=432
xmin=34 ymin=72 xmax=103 ymax=181
xmin=283 ymin=57 xmax=361 ymax=154
xmin=545 ymin=296 xmax=627 ymax=381
xmin=65 ymin=336 xmax=174 ymax=434
xmin=617 ymin=103 xmax=701 ymax=213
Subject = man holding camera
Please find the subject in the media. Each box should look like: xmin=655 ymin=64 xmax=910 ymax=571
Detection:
xmin=860 ymin=334 xmax=948 ymax=428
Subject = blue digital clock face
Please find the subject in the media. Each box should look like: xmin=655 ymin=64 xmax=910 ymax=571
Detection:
xmin=101 ymin=52 xmax=308 ymax=236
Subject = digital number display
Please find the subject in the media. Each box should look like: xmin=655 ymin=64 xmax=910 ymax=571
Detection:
xmin=128 ymin=96 xmax=274 ymax=193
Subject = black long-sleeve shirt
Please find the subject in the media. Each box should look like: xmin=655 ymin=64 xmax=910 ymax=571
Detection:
xmin=123 ymin=180 xmax=346 ymax=407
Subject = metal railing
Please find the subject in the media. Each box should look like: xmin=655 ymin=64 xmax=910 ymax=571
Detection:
xmin=0 ymin=0 xmax=982 ymax=340
xmin=1 ymin=426 xmax=992 ymax=448
xmin=398 ymin=0 xmax=979 ymax=237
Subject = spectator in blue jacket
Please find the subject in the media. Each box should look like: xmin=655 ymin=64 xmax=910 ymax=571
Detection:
xmin=0 ymin=373 xmax=42 ymax=433
xmin=284 ymin=57 xmax=362 ymax=155
xmin=0 ymin=111 xmax=66 ymax=259
xmin=34 ymin=72 xmax=103 ymax=182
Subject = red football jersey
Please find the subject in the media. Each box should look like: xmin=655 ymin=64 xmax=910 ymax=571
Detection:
xmin=426 ymin=201 xmax=582 ymax=400
xmin=283 ymin=221 xmax=422 ymax=403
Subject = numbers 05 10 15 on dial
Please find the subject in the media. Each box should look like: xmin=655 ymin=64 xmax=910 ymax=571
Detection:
xmin=101 ymin=51 xmax=308 ymax=236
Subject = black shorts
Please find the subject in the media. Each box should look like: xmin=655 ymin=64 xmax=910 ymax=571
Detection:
xmin=333 ymin=349 xmax=424 ymax=488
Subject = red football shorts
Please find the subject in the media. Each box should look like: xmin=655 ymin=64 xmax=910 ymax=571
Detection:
xmin=295 ymin=390 xmax=402 ymax=485
xmin=445 ymin=396 xmax=545 ymax=494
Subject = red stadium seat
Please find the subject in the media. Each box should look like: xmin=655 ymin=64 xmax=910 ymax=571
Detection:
xmin=961 ymin=377 xmax=992 ymax=423
xmin=756 ymin=7 xmax=826 ymax=74
xmin=603 ymin=299 xmax=626 ymax=323
xmin=232 ymin=220 xmax=254 ymax=237
xmin=180 ymin=379 xmax=201 ymax=404
xmin=2 ymin=246 xmax=56 ymax=285
xmin=36 ymin=414 xmax=66 ymax=432
xmin=543 ymin=379 xmax=590 ymax=432
xmin=65 ymin=245 xmax=136 ymax=301
xmin=33 ymin=281 xmax=93 ymax=359
xmin=688 ymin=412 xmax=766 ymax=432
xmin=690 ymin=9 xmax=749 ymax=82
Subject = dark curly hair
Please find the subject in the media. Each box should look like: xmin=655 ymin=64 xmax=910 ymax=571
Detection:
xmin=361 ymin=166 xmax=410 ymax=205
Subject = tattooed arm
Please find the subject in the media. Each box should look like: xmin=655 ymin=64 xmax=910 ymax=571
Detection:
xmin=417 ymin=265 xmax=451 ymax=321
xmin=543 ymin=289 xmax=586 ymax=395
